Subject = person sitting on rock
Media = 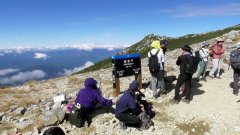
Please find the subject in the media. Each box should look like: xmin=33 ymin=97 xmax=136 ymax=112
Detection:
xmin=74 ymin=77 xmax=117 ymax=127
xmin=115 ymin=80 xmax=144 ymax=129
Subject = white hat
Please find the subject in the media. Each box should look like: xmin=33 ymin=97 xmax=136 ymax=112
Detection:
xmin=216 ymin=37 xmax=224 ymax=42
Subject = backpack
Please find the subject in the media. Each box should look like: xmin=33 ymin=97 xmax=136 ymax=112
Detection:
xmin=230 ymin=49 xmax=240 ymax=70
xmin=138 ymin=112 xmax=154 ymax=130
xmin=195 ymin=49 xmax=205 ymax=61
xmin=185 ymin=55 xmax=199 ymax=74
xmin=68 ymin=103 xmax=84 ymax=127
xmin=148 ymin=50 xmax=160 ymax=73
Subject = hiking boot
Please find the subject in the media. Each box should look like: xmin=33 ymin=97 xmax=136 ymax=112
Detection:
xmin=169 ymin=98 xmax=179 ymax=104
xmin=182 ymin=98 xmax=190 ymax=104
xmin=233 ymin=92 xmax=239 ymax=96
xmin=209 ymin=75 xmax=214 ymax=78
xmin=161 ymin=89 xmax=167 ymax=94
xmin=119 ymin=121 xmax=127 ymax=130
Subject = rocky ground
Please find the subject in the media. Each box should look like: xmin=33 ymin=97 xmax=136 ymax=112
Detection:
xmin=1 ymin=30 xmax=240 ymax=135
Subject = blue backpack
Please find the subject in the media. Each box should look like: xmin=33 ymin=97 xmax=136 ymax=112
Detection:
xmin=230 ymin=49 xmax=240 ymax=70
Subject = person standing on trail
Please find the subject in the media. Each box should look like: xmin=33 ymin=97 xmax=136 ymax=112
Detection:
xmin=230 ymin=42 xmax=240 ymax=96
xmin=196 ymin=41 xmax=210 ymax=82
xmin=148 ymin=40 xmax=166 ymax=99
xmin=172 ymin=45 xmax=193 ymax=104
xmin=209 ymin=37 xmax=225 ymax=79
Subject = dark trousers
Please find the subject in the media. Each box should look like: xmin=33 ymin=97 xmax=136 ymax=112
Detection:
xmin=174 ymin=73 xmax=193 ymax=100
xmin=116 ymin=113 xmax=141 ymax=127
xmin=233 ymin=70 xmax=240 ymax=94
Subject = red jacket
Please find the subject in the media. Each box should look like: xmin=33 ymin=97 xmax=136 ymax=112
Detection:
xmin=212 ymin=43 xmax=224 ymax=59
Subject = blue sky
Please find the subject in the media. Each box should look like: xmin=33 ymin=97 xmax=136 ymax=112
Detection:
xmin=0 ymin=0 xmax=240 ymax=48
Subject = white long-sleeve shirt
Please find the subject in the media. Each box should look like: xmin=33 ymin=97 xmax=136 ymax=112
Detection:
xmin=148 ymin=49 xmax=165 ymax=70
xmin=199 ymin=48 xmax=209 ymax=61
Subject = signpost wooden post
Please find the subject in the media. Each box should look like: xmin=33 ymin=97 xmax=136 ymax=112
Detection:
xmin=112 ymin=54 xmax=142 ymax=97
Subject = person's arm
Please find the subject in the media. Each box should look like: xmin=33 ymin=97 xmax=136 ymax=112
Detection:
xmin=95 ymin=90 xmax=113 ymax=106
xmin=159 ymin=50 xmax=165 ymax=63
xmin=176 ymin=56 xmax=182 ymax=66
xmin=128 ymin=97 xmax=141 ymax=115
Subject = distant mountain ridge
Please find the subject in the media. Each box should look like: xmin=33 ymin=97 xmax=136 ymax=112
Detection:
xmin=78 ymin=24 xmax=240 ymax=74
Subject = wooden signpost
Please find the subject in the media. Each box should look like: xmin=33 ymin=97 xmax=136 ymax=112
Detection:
xmin=112 ymin=54 xmax=142 ymax=97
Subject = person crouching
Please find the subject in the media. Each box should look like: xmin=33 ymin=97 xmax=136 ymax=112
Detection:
xmin=115 ymin=80 xmax=144 ymax=129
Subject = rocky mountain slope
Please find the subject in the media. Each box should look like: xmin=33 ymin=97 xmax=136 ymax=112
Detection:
xmin=1 ymin=30 xmax=240 ymax=135
xmin=78 ymin=24 xmax=240 ymax=74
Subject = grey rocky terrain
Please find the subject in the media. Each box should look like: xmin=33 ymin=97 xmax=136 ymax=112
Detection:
xmin=1 ymin=30 xmax=240 ymax=135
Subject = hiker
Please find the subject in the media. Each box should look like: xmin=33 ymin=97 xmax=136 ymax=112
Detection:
xmin=148 ymin=40 xmax=166 ymax=98
xmin=209 ymin=37 xmax=225 ymax=78
xmin=71 ymin=77 xmax=117 ymax=127
xmin=115 ymin=80 xmax=144 ymax=129
xmin=172 ymin=45 xmax=194 ymax=103
xmin=160 ymin=39 xmax=168 ymax=58
xmin=230 ymin=42 xmax=240 ymax=96
xmin=196 ymin=41 xmax=210 ymax=81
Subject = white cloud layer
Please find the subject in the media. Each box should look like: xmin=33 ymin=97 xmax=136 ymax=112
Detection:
xmin=0 ymin=70 xmax=47 ymax=85
xmin=0 ymin=68 xmax=20 ymax=76
xmin=60 ymin=61 xmax=94 ymax=75
xmin=0 ymin=53 xmax=4 ymax=56
xmin=34 ymin=53 xmax=48 ymax=59
xmin=65 ymin=44 xmax=125 ymax=51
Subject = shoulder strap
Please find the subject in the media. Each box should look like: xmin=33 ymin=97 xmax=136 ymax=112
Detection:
xmin=150 ymin=49 xmax=160 ymax=56
xmin=200 ymin=49 xmax=206 ymax=55
xmin=156 ymin=50 xmax=160 ymax=55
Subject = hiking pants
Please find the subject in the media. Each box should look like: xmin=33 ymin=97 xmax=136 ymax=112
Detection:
xmin=197 ymin=61 xmax=208 ymax=79
xmin=209 ymin=59 xmax=221 ymax=77
xmin=151 ymin=70 xmax=165 ymax=97
xmin=174 ymin=73 xmax=192 ymax=100
xmin=233 ymin=70 xmax=240 ymax=94
xmin=116 ymin=113 xmax=141 ymax=127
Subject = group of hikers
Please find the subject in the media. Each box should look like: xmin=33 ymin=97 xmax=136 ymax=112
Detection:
xmin=64 ymin=38 xmax=240 ymax=131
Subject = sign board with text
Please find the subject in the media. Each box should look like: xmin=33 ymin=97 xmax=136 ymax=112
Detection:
xmin=112 ymin=54 xmax=142 ymax=96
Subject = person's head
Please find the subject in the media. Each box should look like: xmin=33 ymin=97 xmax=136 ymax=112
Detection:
xmin=201 ymin=41 xmax=209 ymax=48
xmin=84 ymin=77 xmax=98 ymax=89
xmin=129 ymin=80 xmax=139 ymax=92
xmin=181 ymin=45 xmax=192 ymax=53
xmin=160 ymin=40 xmax=168 ymax=48
xmin=236 ymin=42 xmax=240 ymax=50
xmin=216 ymin=37 xmax=224 ymax=46
xmin=43 ymin=127 xmax=65 ymax=135
xmin=150 ymin=40 xmax=161 ymax=49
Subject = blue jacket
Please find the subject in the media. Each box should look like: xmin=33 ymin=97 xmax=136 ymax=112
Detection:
xmin=76 ymin=78 xmax=113 ymax=113
xmin=115 ymin=80 xmax=140 ymax=116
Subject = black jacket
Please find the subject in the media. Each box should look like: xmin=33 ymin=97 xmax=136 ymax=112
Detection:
xmin=176 ymin=54 xmax=191 ymax=74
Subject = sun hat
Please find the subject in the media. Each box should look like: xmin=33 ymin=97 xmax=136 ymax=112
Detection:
xmin=181 ymin=45 xmax=192 ymax=52
xmin=216 ymin=37 xmax=224 ymax=42
xmin=150 ymin=40 xmax=161 ymax=49
xmin=201 ymin=41 xmax=209 ymax=47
